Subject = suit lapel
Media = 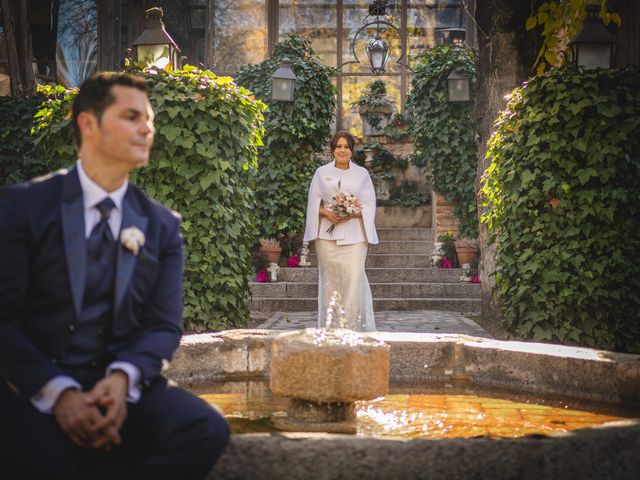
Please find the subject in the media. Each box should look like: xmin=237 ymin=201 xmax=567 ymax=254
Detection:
xmin=61 ymin=168 xmax=86 ymax=320
xmin=114 ymin=188 xmax=148 ymax=316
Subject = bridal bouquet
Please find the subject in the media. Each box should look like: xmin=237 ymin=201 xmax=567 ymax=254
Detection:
xmin=326 ymin=191 xmax=361 ymax=235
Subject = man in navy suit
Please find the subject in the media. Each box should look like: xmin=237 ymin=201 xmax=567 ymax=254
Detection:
xmin=0 ymin=73 xmax=228 ymax=479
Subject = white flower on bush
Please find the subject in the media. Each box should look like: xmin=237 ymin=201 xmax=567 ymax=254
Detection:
xmin=120 ymin=226 xmax=145 ymax=255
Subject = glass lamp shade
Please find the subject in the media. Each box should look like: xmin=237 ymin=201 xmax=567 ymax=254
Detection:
xmin=136 ymin=44 xmax=173 ymax=70
xmin=571 ymin=42 xmax=613 ymax=69
xmin=447 ymin=69 xmax=471 ymax=102
xmin=271 ymin=57 xmax=297 ymax=102
xmin=366 ymin=36 xmax=390 ymax=75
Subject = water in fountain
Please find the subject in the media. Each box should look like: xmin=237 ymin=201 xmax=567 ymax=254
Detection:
xmin=269 ymin=291 xmax=390 ymax=433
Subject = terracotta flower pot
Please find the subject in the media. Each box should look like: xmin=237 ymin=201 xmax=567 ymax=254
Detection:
xmin=259 ymin=246 xmax=282 ymax=264
xmin=455 ymin=247 xmax=477 ymax=266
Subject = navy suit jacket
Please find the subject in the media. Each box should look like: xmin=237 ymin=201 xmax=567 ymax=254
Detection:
xmin=0 ymin=168 xmax=184 ymax=402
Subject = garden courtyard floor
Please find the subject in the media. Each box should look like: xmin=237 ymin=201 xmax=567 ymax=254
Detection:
xmin=255 ymin=310 xmax=491 ymax=337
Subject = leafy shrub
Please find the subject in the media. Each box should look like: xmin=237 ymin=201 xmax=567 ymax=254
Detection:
xmin=407 ymin=44 xmax=478 ymax=237
xmin=28 ymin=66 xmax=266 ymax=331
xmin=482 ymin=66 xmax=640 ymax=353
xmin=236 ymin=36 xmax=336 ymax=240
xmin=0 ymin=92 xmax=47 ymax=184
xmin=386 ymin=181 xmax=430 ymax=207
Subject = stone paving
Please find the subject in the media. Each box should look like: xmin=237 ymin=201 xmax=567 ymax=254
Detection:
xmin=257 ymin=310 xmax=492 ymax=338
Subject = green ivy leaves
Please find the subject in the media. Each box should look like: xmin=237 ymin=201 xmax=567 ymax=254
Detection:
xmin=235 ymin=36 xmax=336 ymax=240
xmin=483 ymin=66 xmax=640 ymax=353
xmin=407 ymin=45 xmax=478 ymax=237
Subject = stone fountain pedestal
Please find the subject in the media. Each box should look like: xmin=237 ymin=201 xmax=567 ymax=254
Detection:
xmin=270 ymin=328 xmax=390 ymax=433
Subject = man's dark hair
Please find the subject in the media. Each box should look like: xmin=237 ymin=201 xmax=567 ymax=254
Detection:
xmin=330 ymin=130 xmax=356 ymax=153
xmin=72 ymin=72 xmax=148 ymax=147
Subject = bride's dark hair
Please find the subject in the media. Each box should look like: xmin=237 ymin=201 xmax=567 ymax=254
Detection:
xmin=330 ymin=131 xmax=356 ymax=153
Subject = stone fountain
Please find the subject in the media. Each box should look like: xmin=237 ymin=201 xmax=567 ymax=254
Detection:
xmin=269 ymin=293 xmax=390 ymax=433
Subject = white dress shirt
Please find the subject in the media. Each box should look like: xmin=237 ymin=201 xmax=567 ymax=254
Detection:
xmin=31 ymin=161 xmax=142 ymax=413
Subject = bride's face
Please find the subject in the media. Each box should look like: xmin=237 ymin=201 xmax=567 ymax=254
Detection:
xmin=333 ymin=137 xmax=352 ymax=165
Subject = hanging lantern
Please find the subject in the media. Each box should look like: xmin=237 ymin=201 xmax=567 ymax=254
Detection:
xmin=131 ymin=7 xmax=181 ymax=70
xmin=447 ymin=68 xmax=471 ymax=102
xmin=271 ymin=57 xmax=297 ymax=102
xmin=568 ymin=3 xmax=616 ymax=69
xmin=366 ymin=33 xmax=391 ymax=75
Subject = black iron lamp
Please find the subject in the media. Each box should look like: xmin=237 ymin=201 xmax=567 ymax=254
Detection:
xmin=271 ymin=57 xmax=297 ymax=102
xmin=568 ymin=3 xmax=616 ymax=69
xmin=447 ymin=68 xmax=471 ymax=102
xmin=132 ymin=7 xmax=181 ymax=70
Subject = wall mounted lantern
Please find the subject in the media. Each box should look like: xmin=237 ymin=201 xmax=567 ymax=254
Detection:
xmin=271 ymin=57 xmax=297 ymax=102
xmin=131 ymin=7 xmax=181 ymax=70
xmin=447 ymin=68 xmax=471 ymax=102
xmin=568 ymin=3 xmax=616 ymax=69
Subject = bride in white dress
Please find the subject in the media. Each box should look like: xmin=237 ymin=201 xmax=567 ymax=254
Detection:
xmin=303 ymin=131 xmax=379 ymax=331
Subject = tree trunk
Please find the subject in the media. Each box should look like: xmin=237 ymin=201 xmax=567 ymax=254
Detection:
xmin=0 ymin=0 xmax=36 ymax=96
xmin=473 ymin=0 xmax=541 ymax=336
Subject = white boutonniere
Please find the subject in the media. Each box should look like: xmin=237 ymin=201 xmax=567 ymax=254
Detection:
xmin=120 ymin=226 xmax=145 ymax=255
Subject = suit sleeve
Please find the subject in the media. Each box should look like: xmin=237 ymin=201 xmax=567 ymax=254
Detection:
xmin=0 ymin=188 xmax=66 ymax=400
xmin=108 ymin=214 xmax=184 ymax=387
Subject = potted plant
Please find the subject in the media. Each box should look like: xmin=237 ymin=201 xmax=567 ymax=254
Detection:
xmin=251 ymin=251 xmax=270 ymax=282
xmin=258 ymin=237 xmax=282 ymax=264
xmin=436 ymin=231 xmax=457 ymax=268
xmin=454 ymin=237 xmax=479 ymax=266
xmin=383 ymin=113 xmax=413 ymax=140
xmin=352 ymin=80 xmax=393 ymax=136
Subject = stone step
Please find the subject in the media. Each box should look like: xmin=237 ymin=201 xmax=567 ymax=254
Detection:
xmin=277 ymin=267 xmax=465 ymax=283
xmin=309 ymin=254 xmax=430 ymax=268
xmin=251 ymin=282 xmax=480 ymax=299
xmin=250 ymin=297 xmax=481 ymax=313
xmin=307 ymin=240 xmax=434 ymax=255
xmin=370 ymin=240 xmax=434 ymax=255
xmin=376 ymin=228 xmax=434 ymax=241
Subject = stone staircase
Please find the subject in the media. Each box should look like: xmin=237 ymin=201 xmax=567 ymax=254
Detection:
xmin=250 ymin=227 xmax=481 ymax=316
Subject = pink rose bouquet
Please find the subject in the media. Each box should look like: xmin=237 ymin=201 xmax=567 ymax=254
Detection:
xmin=327 ymin=191 xmax=361 ymax=235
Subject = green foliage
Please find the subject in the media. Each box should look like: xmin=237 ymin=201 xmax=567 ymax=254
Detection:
xmin=0 ymin=92 xmax=48 ymax=184
xmin=386 ymin=181 xmax=430 ymax=208
xmin=383 ymin=113 xmax=413 ymax=140
xmin=525 ymin=0 xmax=621 ymax=76
xmin=482 ymin=66 xmax=640 ymax=353
xmin=352 ymin=80 xmax=392 ymax=130
xmin=235 ymin=36 xmax=337 ymax=240
xmin=407 ymin=44 xmax=478 ymax=237
xmin=28 ymin=66 xmax=266 ymax=332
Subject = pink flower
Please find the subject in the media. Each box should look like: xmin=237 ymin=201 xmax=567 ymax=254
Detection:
xmin=287 ymin=255 xmax=299 ymax=268
xmin=438 ymin=257 xmax=453 ymax=269
xmin=256 ymin=269 xmax=269 ymax=283
xmin=471 ymin=275 xmax=480 ymax=284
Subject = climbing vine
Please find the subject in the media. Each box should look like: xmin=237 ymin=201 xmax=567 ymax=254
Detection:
xmin=482 ymin=66 xmax=640 ymax=353
xmin=407 ymin=44 xmax=478 ymax=237
xmin=235 ymin=36 xmax=337 ymax=240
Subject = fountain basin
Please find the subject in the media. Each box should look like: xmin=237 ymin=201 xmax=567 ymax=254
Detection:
xmin=167 ymin=330 xmax=640 ymax=479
